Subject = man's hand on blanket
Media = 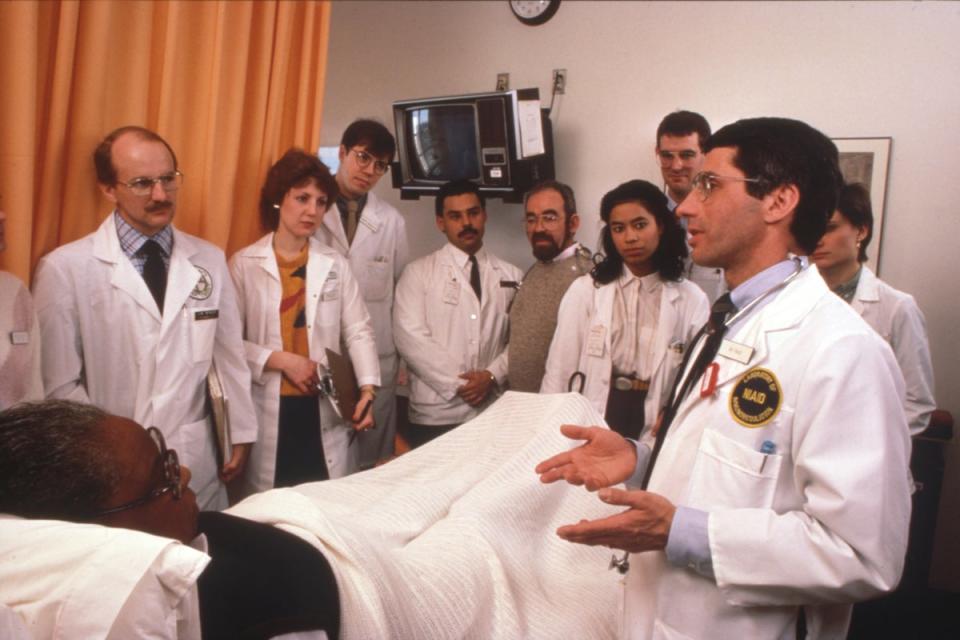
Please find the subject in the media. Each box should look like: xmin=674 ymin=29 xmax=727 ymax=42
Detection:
xmin=535 ymin=425 xmax=636 ymax=491
xmin=555 ymin=488 xmax=676 ymax=553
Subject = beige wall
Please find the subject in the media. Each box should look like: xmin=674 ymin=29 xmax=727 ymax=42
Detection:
xmin=321 ymin=0 xmax=960 ymax=588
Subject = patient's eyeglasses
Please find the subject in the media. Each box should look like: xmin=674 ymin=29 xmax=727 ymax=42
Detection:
xmin=117 ymin=171 xmax=184 ymax=197
xmin=690 ymin=172 xmax=764 ymax=201
xmin=92 ymin=427 xmax=182 ymax=516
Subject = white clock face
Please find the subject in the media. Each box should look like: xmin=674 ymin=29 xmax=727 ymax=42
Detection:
xmin=510 ymin=0 xmax=560 ymax=25
xmin=511 ymin=1 xmax=552 ymax=20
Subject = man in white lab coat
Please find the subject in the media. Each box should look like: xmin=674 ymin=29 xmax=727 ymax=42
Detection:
xmin=394 ymin=179 xmax=522 ymax=447
xmin=655 ymin=110 xmax=725 ymax=303
xmin=538 ymin=118 xmax=911 ymax=639
xmin=315 ymin=119 xmax=408 ymax=468
xmin=32 ymin=126 xmax=257 ymax=510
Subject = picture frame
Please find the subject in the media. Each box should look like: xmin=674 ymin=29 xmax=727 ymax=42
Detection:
xmin=832 ymin=137 xmax=892 ymax=274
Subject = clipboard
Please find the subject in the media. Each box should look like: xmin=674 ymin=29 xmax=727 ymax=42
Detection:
xmin=205 ymin=363 xmax=232 ymax=467
xmin=322 ymin=347 xmax=360 ymax=421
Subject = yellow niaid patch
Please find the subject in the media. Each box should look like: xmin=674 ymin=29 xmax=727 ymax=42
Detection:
xmin=729 ymin=368 xmax=782 ymax=428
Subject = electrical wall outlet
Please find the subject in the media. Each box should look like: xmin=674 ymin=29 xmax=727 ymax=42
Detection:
xmin=553 ymin=68 xmax=567 ymax=94
xmin=496 ymin=73 xmax=510 ymax=91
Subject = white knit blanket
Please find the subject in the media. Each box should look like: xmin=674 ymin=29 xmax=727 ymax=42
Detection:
xmin=228 ymin=392 xmax=623 ymax=639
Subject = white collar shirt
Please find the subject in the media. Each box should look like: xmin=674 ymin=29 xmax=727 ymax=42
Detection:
xmin=611 ymin=267 xmax=663 ymax=379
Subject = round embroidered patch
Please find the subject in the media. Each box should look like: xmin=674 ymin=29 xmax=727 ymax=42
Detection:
xmin=190 ymin=266 xmax=213 ymax=300
xmin=729 ymin=367 xmax=782 ymax=428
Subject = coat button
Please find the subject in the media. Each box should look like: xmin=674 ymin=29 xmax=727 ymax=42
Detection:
xmin=470 ymin=313 xmax=477 ymax=320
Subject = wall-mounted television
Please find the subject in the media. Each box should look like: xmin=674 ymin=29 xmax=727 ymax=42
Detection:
xmin=391 ymin=88 xmax=555 ymax=203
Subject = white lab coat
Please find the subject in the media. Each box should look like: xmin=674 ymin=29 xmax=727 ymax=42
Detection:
xmin=540 ymin=274 xmax=708 ymax=434
xmin=0 ymin=271 xmax=44 ymax=409
xmin=624 ymin=265 xmax=911 ymax=639
xmin=32 ymin=214 xmax=258 ymax=510
xmin=851 ymin=266 xmax=935 ymax=435
xmin=315 ymin=191 xmax=408 ymax=464
xmin=229 ymin=234 xmax=380 ymax=492
xmin=394 ymin=244 xmax=522 ymax=425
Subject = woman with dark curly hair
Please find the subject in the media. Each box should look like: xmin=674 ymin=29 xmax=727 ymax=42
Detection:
xmin=229 ymin=149 xmax=380 ymax=494
xmin=541 ymin=180 xmax=708 ymax=439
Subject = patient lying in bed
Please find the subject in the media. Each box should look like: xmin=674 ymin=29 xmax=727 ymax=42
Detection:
xmin=0 ymin=393 xmax=621 ymax=639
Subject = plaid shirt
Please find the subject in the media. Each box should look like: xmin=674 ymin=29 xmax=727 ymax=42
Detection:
xmin=114 ymin=211 xmax=173 ymax=274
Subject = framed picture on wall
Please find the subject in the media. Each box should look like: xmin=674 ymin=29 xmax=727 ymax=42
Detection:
xmin=832 ymin=137 xmax=892 ymax=274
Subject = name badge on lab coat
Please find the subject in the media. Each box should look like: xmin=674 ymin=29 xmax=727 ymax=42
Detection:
xmin=442 ymin=280 xmax=460 ymax=305
xmin=718 ymin=339 xmax=753 ymax=364
xmin=9 ymin=331 xmax=29 ymax=345
xmin=586 ymin=325 xmax=606 ymax=357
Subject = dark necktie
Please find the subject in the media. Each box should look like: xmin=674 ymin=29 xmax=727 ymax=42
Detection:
xmin=469 ymin=254 xmax=482 ymax=302
xmin=345 ymin=199 xmax=359 ymax=246
xmin=640 ymin=292 xmax=734 ymax=488
xmin=139 ymin=239 xmax=168 ymax=313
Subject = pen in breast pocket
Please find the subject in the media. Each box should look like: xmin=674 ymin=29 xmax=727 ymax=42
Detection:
xmin=759 ymin=440 xmax=776 ymax=472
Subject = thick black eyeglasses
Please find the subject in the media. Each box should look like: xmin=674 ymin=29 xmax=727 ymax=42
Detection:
xmin=92 ymin=427 xmax=182 ymax=516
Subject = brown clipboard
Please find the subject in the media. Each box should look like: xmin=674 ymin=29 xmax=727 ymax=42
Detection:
xmin=206 ymin=363 xmax=232 ymax=467
xmin=324 ymin=347 xmax=359 ymax=421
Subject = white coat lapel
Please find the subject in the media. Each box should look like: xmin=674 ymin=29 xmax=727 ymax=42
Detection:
xmin=352 ymin=201 xmax=382 ymax=248
xmin=649 ymin=283 xmax=679 ymax=379
xmin=252 ymin=233 xmax=281 ymax=283
xmin=305 ymin=239 xmax=334 ymax=334
xmin=160 ymin=230 xmax=204 ymax=338
xmin=851 ymin=266 xmax=879 ymax=316
xmin=319 ymin=207 xmax=350 ymax=255
xmin=94 ymin=216 xmax=162 ymax=322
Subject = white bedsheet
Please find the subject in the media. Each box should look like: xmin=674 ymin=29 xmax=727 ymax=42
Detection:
xmin=228 ymin=391 xmax=623 ymax=640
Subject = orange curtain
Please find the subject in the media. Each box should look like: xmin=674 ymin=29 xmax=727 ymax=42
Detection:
xmin=0 ymin=0 xmax=331 ymax=284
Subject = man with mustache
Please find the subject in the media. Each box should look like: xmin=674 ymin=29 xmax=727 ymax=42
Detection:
xmin=656 ymin=110 xmax=726 ymax=303
xmin=507 ymin=180 xmax=592 ymax=392
xmin=32 ymin=126 xmax=257 ymax=509
xmin=394 ymin=179 xmax=522 ymax=447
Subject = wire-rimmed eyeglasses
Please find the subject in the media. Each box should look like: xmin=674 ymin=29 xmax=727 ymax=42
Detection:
xmin=92 ymin=427 xmax=181 ymax=516
xmin=691 ymin=172 xmax=764 ymax=201
xmin=117 ymin=171 xmax=184 ymax=197
xmin=350 ymin=148 xmax=390 ymax=175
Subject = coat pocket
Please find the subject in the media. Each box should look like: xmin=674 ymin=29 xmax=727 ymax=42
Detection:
xmin=685 ymin=429 xmax=783 ymax=510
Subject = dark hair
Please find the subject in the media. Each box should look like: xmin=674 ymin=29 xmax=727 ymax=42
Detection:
xmin=93 ymin=126 xmax=179 ymax=186
xmin=524 ymin=180 xmax=577 ymax=219
xmin=705 ymin=117 xmax=842 ymax=254
xmin=836 ymin=182 xmax=874 ymax=262
xmin=0 ymin=401 xmax=118 ymax=520
xmin=591 ymin=180 xmax=687 ymax=285
xmin=656 ymin=111 xmax=711 ymax=150
xmin=435 ymin=179 xmax=485 ymax=217
xmin=259 ymin=148 xmax=339 ymax=231
xmin=340 ymin=119 xmax=397 ymax=160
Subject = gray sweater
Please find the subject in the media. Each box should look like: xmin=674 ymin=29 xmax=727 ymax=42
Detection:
xmin=507 ymin=247 xmax=593 ymax=392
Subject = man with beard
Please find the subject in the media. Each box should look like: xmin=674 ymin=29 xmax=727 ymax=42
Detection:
xmin=507 ymin=180 xmax=592 ymax=392
xmin=656 ymin=110 xmax=725 ymax=302
xmin=32 ymin=126 xmax=257 ymax=509
xmin=394 ymin=180 xmax=522 ymax=446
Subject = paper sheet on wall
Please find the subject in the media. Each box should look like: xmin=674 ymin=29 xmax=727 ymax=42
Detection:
xmin=518 ymin=99 xmax=545 ymax=157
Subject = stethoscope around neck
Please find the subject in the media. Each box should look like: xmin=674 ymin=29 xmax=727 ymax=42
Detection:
xmin=608 ymin=256 xmax=806 ymax=576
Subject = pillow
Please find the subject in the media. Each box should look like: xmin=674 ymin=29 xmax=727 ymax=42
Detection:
xmin=0 ymin=516 xmax=209 ymax=639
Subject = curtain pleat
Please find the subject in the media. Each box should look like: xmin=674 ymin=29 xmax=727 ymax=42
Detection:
xmin=0 ymin=0 xmax=331 ymax=283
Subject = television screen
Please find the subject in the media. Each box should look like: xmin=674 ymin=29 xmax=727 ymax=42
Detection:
xmin=405 ymin=105 xmax=481 ymax=182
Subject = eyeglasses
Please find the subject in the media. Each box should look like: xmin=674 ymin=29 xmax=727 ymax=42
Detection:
xmin=691 ymin=172 xmax=765 ymax=201
xmin=92 ymin=427 xmax=182 ymax=516
xmin=657 ymin=150 xmax=700 ymax=167
xmin=524 ymin=212 xmax=562 ymax=229
xmin=117 ymin=171 xmax=184 ymax=197
xmin=350 ymin=148 xmax=390 ymax=175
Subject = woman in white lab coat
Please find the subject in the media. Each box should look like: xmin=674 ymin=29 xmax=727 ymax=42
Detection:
xmin=230 ymin=150 xmax=380 ymax=494
xmin=812 ymin=182 xmax=935 ymax=434
xmin=541 ymin=180 xmax=708 ymax=439
xmin=0 ymin=208 xmax=43 ymax=409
